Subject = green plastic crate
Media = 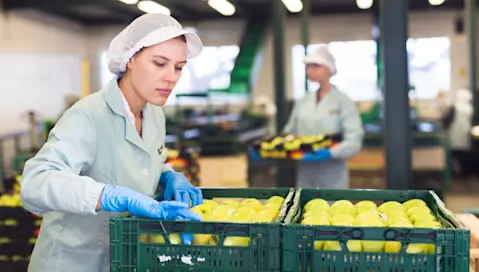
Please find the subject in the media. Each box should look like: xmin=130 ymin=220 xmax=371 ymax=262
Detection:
xmin=110 ymin=188 xmax=295 ymax=272
xmin=282 ymin=188 xmax=470 ymax=272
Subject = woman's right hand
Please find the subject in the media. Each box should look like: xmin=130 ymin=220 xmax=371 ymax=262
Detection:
xmin=99 ymin=184 xmax=201 ymax=221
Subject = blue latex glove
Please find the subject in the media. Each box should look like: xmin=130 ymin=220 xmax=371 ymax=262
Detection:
xmin=100 ymin=184 xmax=201 ymax=244
xmin=160 ymin=171 xmax=203 ymax=207
xmin=302 ymin=148 xmax=333 ymax=162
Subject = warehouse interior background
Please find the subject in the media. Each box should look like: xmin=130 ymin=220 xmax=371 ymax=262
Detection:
xmin=5 ymin=0 xmax=479 ymax=270
xmin=1 ymin=1 xmax=479 ymax=212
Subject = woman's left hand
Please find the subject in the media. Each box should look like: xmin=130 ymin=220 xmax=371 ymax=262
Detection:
xmin=302 ymin=148 xmax=333 ymax=162
xmin=161 ymin=171 xmax=203 ymax=207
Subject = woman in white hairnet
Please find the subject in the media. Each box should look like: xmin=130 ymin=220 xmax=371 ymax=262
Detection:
xmin=284 ymin=46 xmax=364 ymax=189
xmin=20 ymin=14 xmax=204 ymax=271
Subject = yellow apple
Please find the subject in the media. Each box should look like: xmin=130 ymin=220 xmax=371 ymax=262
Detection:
xmin=406 ymin=244 xmax=426 ymax=254
xmin=301 ymin=210 xmax=330 ymax=222
xmin=359 ymin=220 xmax=385 ymax=252
xmin=240 ymin=198 xmax=263 ymax=211
xmin=378 ymin=201 xmax=403 ymax=214
xmin=235 ymin=206 xmax=257 ymax=217
xmin=323 ymin=240 xmax=342 ymax=251
xmin=150 ymin=234 xmax=166 ymax=244
xmin=258 ymin=208 xmax=279 ymax=219
xmin=223 ymin=199 xmax=240 ymax=208
xmin=414 ymin=221 xmax=441 ymax=254
xmin=262 ymin=202 xmax=282 ymax=211
xmin=384 ymin=221 xmax=413 ymax=253
xmin=304 ymin=198 xmax=330 ymax=213
xmin=192 ymin=213 xmax=228 ymax=245
xmin=330 ymin=200 xmax=356 ymax=217
xmin=224 ymin=236 xmax=250 ymax=247
xmin=301 ymin=215 xmax=330 ymax=226
xmin=215 ymin=204 xmax=236 ymax=217
xmin=139 ymin=234 xmax=150 ymax=243
xmin=228 ymin=213 xmax=251 ymax=223
xmin=266 ymin=195 xmax=285 ymax=205
xmin=347 ymin=240 xmax=362 ymax=252
xmin=406 ymin=206 xmax=431 ymax=217
xmin=331 ymin=214 xmax=355 ymax=224
xmin=190 ymin=204 xmax=214 ymax=217
xmin=355 ymin=200 xmax=377 ymax=213
xmin=324 ymin=221 xmax=360 ymax=252
xmin=203 ymin=199 xmax=219 ymax=209
xmin=168 ymin=233 xmax=182 ymax=245
xmin=386 ymin=216 xmax=411 ymax=226
xmin=402 ymin=199 xmax=427 ymax=211
xmin=385 ymin=209 xmax=408 ymax=218
xmin=301 ymin=216 xmax=330 ymax=250
xmin=193 ymin=234 xmax=212 ymax=245
xmin=409 ymin=213 xmax=436 ymax=224
xmin=356 ymin=210 xmax=383 ymax=223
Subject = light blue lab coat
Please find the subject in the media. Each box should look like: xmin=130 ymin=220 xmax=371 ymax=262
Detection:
xmin=20 ymin=78 xmax=171 ymax=272
xmin=284 ymin=86 xmax=364 ymax=189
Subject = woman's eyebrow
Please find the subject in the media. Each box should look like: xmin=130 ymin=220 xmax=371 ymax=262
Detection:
xmin=153 ymin=55 xmax=187 ymax=64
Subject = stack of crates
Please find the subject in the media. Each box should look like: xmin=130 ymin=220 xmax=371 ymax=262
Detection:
xmin=0 ymin=204 xmax=41 ymax=271
xmin=109 ymin=188 xmax=470 ymax=271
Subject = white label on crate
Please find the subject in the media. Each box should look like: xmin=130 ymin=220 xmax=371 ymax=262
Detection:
xmin=197 ymin=257 xmax=206 ymax=263
xmin=158 ymin=255 xmax=172 ymax=262
xmin=181 ymin=255 xmax=194 ymax=265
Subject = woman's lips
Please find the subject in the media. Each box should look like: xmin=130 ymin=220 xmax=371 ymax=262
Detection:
xmin=156 ymin=89 xmax=171 ymax=95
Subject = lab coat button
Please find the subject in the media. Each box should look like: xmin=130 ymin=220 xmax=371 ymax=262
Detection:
xmin=142 ymin=169 xmax=149 ymax=175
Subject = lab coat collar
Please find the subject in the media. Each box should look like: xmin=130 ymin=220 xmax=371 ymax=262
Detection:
xmin=104 ymin=78 xmax=125 ymax=118
xmin=103 ymin=77 xmax=159 ymax=153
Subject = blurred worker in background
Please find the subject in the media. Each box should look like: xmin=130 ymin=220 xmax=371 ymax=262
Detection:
xmin=283 ymin=46 xmax=364 ymax=189
xmin=448 ymin=88 xmax=474 ymax=178
xmin=20 ymin=14 xmax=203 ymax=272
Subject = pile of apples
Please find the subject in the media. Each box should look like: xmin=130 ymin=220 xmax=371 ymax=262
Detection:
xmin=300 ymin=198 xmax=441 ymax=254
xmin=144 ymin=195 xmax=285 ymax=247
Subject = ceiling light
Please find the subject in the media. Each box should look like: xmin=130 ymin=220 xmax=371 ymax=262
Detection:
xmin=429 ymin=0 xmax=445 ymax=6
xmin=208 ymin=0 xmax=236 ymax=16
xmin=356 ymin=0 xmax=373 ymax=9
xmin=119 ymin=0 xmax=139 ymax=4
xmin=137 ymin=1 xmax=171 ymax=15
xmin=282 ymin=0 xmax=303 ymax=13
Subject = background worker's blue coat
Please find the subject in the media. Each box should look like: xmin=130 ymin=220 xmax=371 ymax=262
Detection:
xmin=284 ymin=86 xmax=364 ymax=189
xmin=20 ymin=79 xmax=170 ymax=272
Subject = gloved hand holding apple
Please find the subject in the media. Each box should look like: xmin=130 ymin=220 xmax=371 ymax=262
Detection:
xmin=160 ymin=171 xmax=203 ymax=207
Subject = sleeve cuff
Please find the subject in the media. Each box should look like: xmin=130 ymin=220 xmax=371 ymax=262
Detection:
xmin=83 ymin=181 xmax=106 ymax=215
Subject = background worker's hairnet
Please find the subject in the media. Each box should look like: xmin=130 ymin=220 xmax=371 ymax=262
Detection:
xmin=107 ymin=13 xmax=203 ymax=74
xmin=303 ymin=46 xmax=337 ymax=76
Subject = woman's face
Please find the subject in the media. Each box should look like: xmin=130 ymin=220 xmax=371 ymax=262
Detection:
xmin=127 ymin=37 xmax=187 ymax=106
xmin=306 ymin=63 xmax=331 ymax=83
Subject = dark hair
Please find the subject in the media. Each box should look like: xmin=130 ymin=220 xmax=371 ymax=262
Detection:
xmin=177 ymin=35 xmax=186 ymax=42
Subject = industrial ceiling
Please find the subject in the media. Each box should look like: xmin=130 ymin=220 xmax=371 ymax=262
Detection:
xmin=2 ymin=0 xmax=465 ymax=26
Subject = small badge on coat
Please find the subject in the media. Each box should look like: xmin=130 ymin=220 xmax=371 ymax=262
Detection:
xmin=158 ymin=145 xmax=164 ymax=155
xmin=330 ymin=109 xmax=339 ymax=115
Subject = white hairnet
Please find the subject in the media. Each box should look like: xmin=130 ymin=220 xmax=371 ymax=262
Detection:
xmin=303 ymin=46 xmax=337 ymax=76
xmin=107 ymin=13 xmax=203 ymax=74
